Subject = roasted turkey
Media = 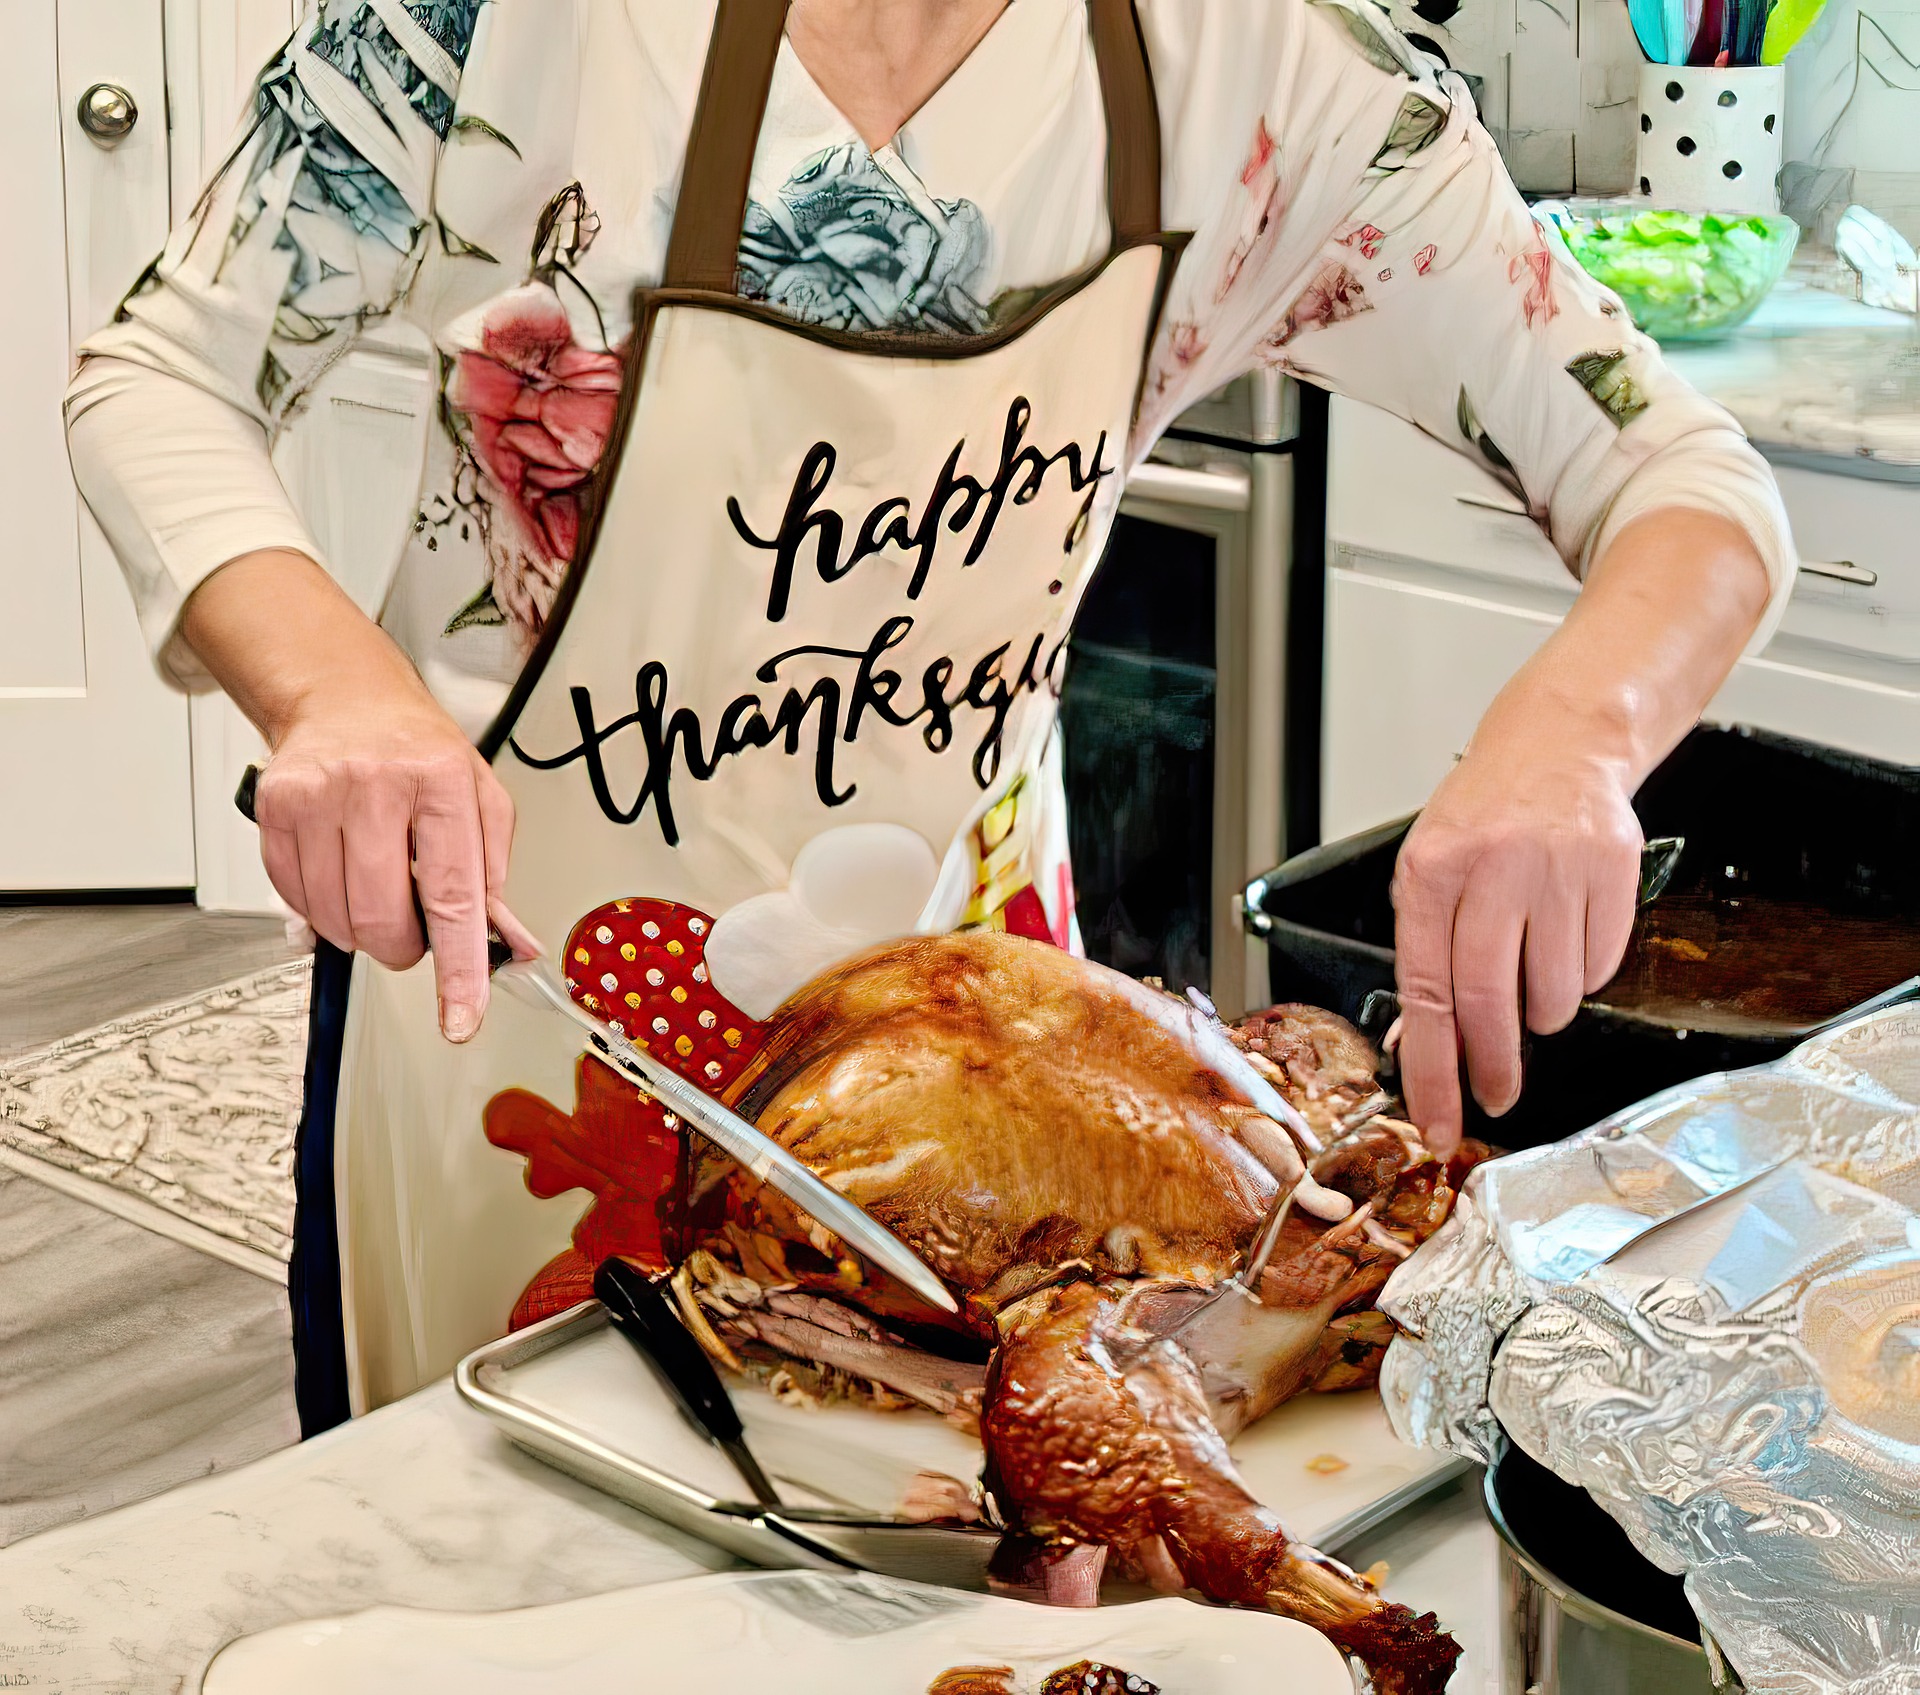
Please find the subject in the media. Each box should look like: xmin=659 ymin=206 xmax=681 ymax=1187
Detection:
xmin=667 ymin=931 xmax=1479 ymax=1695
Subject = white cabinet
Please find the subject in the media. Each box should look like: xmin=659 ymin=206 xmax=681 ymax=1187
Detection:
xmin=1322 ymin=398 xmax=1920 ymax=842
xmin=0 ymin=0 xmax=194 ymax=890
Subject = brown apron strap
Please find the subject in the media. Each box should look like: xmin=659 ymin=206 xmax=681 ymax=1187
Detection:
xmin=662 ymin=0 xmax=1163 ymax=294
xmin=1088 ymin=0 xmax=1163 ymax=243
xmin=662 ymin=0 xmax=790 ymax=291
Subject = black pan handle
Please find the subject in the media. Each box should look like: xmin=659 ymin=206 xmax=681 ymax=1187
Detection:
xmin=234 ymin=762 xmax=261 ymax=822
xmin=593 ymin=1257 xmax=782 ymax=1507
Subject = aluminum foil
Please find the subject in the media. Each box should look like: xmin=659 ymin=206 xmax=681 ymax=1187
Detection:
xmin=1378 ymin=1001 xmax=1920 ymax=1694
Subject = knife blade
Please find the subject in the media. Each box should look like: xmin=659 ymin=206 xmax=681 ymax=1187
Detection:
xmin=492 ymin=951 xmax=958 ymax=1316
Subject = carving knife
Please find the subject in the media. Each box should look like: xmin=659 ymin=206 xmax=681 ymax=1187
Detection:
xmin=234 ymin=764 xmax=953 ymax=1314
xmin=489 ymin=943 xmax=958 ymax=1316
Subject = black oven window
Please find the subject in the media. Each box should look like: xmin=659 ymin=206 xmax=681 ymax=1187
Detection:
xmin=1060 ymin=514 xmax=1218 ymax=995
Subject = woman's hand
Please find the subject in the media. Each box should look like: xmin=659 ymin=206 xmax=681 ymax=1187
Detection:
xmin=254 ymin=686 xmax=534 ymax=1040
xmin=182 ymin=549 xmax=537 ymax=1042
xmin=1386 ymin=509 xmax=1773 ymax=1154
xmin=1391 ymin=736 xmax=1642 ymax=1154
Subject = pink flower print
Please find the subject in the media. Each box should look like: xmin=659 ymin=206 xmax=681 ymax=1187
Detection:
xmin=445 ymin=283 xmax=624 ymax=648
xmin=1509 ymin=242 xmax=1559 ymax=329
xmin=1147 ymin=318 xmax=1207 ymax=402
xmin=1241 ymin=119 xmax=1276 ymax=186
xmin=1414 ymin=244 xmax=1437 ymax=275
xmin=1220 ymin=118 xmax=1287 ymax=303
xmin=1268 ymin=260 xmax=1371 ymax=348
xmin=1339 ymin=223 xmax=1386 ymax=261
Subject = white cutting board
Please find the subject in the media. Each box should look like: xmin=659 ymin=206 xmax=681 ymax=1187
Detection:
xmin=490 ymin=1318 xmax=1459 ymax=1546
xmin=202 ymin=1569 xmax=1357 ymax=1694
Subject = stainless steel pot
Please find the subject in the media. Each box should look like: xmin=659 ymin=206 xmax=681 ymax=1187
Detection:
xmin=1484 ymin=1457 xmax=1740 ymax=1695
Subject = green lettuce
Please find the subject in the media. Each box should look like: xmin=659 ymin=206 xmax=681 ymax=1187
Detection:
xmin=1557 ymin=209 xmax=1798 ymax=342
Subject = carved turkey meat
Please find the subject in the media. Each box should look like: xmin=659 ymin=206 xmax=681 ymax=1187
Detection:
xmin=676 ymin=930 xmax=1476 ymax=1695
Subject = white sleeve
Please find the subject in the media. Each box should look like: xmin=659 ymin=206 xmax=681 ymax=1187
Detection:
xmin=64 ymin=356 xmax=327 ymax=691
xmin=64 ymin=0 xmax=471 ymax=689
xmin=1139 ymin=0 xmax=1796 ymax=652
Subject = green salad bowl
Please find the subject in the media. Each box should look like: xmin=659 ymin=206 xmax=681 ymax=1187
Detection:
xmin=1535 ymin=202 xmax=1800 ymax=343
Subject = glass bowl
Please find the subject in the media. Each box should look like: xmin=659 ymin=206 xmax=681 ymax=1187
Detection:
xmin=1533 ymin=200 xmax=1800 ymax=343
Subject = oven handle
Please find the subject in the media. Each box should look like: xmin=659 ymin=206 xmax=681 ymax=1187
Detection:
xmin=1125 ymin=460 xmax=1253 ymax=513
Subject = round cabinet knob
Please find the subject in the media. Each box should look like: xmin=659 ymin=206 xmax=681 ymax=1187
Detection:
xmin=78 ymin=83 xmax=138 ymax=143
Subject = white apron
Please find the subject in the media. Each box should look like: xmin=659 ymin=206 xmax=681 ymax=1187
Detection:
xmin=328 ymin=0 xmax=1181 ymax=1412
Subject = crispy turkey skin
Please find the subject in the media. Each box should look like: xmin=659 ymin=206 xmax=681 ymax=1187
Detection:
xmin=685 ymin=931 xmax=1471 ymax=1693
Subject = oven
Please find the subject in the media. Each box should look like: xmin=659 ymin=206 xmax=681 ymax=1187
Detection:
xmin=1059 ymin=370 xmax=1326 ymax=1020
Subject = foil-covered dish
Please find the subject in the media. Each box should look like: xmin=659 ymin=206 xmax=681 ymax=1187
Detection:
xmin=1379 ymin=997 xmax=1920 ymax=1693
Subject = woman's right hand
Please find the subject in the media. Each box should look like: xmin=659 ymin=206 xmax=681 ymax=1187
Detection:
xmin=181 ymin=549 xmax=538 ymax=1042
xmin=256 ymin=685 xmax=537 ymax=1040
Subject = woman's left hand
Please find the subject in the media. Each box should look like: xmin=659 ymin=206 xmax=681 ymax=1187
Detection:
xmin=1386 ymin=510 xmax=1774 ymax=1155
xmin=1391 ymin=729 xmax=1643 ymax=1157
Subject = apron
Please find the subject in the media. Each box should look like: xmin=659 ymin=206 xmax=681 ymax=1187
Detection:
xmin=293 ymin=0 xmax=1182 ymax=1430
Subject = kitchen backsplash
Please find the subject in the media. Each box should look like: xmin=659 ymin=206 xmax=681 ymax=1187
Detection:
xmin=1403 ymin=0 xmax=1919 ymax=212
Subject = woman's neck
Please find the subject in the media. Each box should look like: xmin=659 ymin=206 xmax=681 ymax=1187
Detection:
xmin=786 ymin=0 xmax=1013 ymax=152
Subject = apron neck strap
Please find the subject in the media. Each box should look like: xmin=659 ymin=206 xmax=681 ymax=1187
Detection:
xmin=662 ymin=0 xmax=1163 ymax=293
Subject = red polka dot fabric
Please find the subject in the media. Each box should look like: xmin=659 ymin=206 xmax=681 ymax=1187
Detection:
xmin=560 ymin=898 xmax=765 ymax=1096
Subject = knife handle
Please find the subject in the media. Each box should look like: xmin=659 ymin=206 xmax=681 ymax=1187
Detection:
xmin=593 ymin=1257 xmax=781 ymax=1506
xmin=238 ymin=761 xmax=519 ymax=975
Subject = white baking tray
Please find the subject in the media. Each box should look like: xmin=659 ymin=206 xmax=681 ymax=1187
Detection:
xmin=455 ymin=1302 xmax=1465 ymax=1583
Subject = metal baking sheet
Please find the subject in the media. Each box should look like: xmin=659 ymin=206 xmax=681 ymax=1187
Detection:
xmin=455 ymin=1301 xmax=1468 ymax=1583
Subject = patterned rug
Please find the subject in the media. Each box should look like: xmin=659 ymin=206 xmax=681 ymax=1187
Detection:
xmin=0 ymin=959 xmax=310 ymax=1277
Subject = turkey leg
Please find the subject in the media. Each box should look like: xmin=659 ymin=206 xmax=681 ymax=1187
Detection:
xmin=981 ymin=1281 xmax=1461 ymax=1695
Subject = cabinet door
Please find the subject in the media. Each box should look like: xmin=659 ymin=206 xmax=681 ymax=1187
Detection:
xmin=1323 ymin=567 xmax=1920 ymax=842
xmin=0 ymin=0 xmax=193 ymax=890
xmin=1322 ymin=569 xmax=1562 ymax=841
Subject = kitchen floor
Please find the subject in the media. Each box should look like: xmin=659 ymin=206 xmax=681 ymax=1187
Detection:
xmin=0 ymin=902 xmax=299 ymax=1058
xmin=0 ymin=903 xmax=303 ymax=1548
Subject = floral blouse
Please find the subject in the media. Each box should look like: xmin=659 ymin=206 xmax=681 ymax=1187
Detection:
xmin=66 ymin=0 xmax=1795 ymax=736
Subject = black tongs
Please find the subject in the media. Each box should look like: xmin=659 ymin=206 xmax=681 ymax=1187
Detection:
xmin=592 ymin=1258 xmax=1001 ymax=1588
xmin=594 ymin=1256 xmax=780 ymax=1504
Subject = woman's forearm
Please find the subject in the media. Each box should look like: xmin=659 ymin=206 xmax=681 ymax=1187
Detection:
xmin=1467 ymin=507 xmax=1774 ymax=783
xmin=1392 ymin=507 xmax=1774 ymax=1147
xmin=178 ymin=549 xmax=435 ymax=747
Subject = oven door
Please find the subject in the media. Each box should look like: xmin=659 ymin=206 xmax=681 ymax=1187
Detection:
xmin=1060 ymin=377 xmax=1297 ymax=1019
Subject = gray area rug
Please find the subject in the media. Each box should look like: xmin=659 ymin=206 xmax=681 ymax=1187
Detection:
xmin=0 ymin=959 xmax=310 ymax=1273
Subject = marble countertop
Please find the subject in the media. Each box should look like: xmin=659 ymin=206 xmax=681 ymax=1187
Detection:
xmin=1664 ymin=278 xmax=1920 ymax=480
xmin=0 ymin=1377 xmax=1505 ymax=1694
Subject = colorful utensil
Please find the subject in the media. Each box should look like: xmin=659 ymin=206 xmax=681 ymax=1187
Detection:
xmin=1662 ymin=0 xmax=1694 ymax=61
xmin=1629 ymin=0 xmax=1672 ymax=62
xmin=1679 ymin=0 xmax=1706 ymax=58
xmin=1761 ymin=0 xmax=1825 ymax=61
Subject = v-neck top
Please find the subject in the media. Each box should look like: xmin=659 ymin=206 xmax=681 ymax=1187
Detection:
xmin=68 ymin=0 xmax=1794 ymax=734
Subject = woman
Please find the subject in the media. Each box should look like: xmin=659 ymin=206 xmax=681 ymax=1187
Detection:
xmin=67 ymin=0 xmax=1788 ymax=1434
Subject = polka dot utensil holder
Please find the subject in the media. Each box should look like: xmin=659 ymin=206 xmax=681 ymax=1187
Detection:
xmin=1637 ymin=65 xmax=1785 ymax=216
